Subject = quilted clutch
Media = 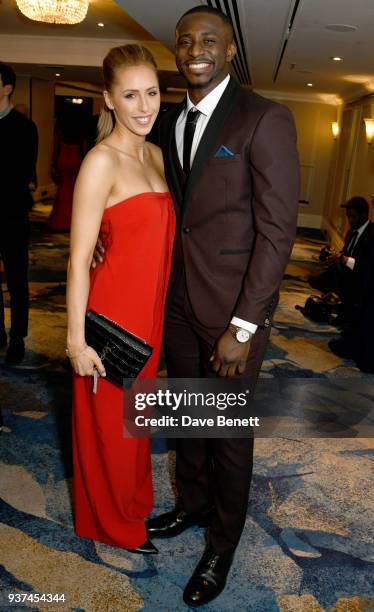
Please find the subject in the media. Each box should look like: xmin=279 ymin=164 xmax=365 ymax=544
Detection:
xmin=85 ymin=309 xmax=153 ymax=389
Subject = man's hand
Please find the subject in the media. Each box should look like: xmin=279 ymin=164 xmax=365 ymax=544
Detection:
xmin=340 ymin=255 xmax=349 ymax=267
xmin=210 ymin=328 xmax=251 ymax=377
xmin=91 ymin=236 xmax=105 ymax=269
xmin=325 ymin=251 xmax=339 ymax=266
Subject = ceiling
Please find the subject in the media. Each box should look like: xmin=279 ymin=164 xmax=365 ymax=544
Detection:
xmin=1 ymin=0 xmax=374 ymax=103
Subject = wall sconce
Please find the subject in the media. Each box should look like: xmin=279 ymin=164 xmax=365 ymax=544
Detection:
xmin=364 ymin=118 xmax=374 ymax=145
xmin=331 ymin=121 xmax=340 ymax=139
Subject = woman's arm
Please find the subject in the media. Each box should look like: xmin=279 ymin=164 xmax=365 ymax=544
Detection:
xmin=66 ymin=147 xmax=114 ymax=376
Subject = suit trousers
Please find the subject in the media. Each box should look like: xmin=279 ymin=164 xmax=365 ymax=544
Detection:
xmin=0 ymin=216 xmax=30 ymax=338
xmin=163 ymin=271 xmax=271 ymax=554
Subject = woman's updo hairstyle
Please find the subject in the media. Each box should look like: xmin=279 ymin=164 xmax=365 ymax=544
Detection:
xmin=96 ymin=44 xmax=158 ymax=143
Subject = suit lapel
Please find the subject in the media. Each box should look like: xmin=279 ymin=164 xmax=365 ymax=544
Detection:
xmin=183 ymin=77 xmax=241 ymax=214
xmin=162 ymin=102 xmax=185 ymax=216
xmin=353 ymin=221 xmax=373 ymax=256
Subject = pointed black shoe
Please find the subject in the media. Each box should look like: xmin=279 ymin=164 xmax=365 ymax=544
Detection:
xmin=146 ymin=508 xmax=212 ymax=538
xmin=126 ymin=538 xmax=158 ymax=554
xmin=183 ymin=547 xmax=234 ymax=607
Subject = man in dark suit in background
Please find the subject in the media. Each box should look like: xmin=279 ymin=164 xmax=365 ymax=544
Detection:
xmin=146 ymin=6 xmax=300 ymax=607
xmin=0 ymin=63 xmax=38 ymax=364
xmin=310 ymin=197 xmax=373 ymax=295
xmin=355 ymin=232 xmax=374 ymax=372
xmin=321 ymin=196 xmax=374 ymax=358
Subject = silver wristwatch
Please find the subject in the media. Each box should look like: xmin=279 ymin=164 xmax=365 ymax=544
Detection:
xmin=229 ymin=325 xmax=252 ymax=343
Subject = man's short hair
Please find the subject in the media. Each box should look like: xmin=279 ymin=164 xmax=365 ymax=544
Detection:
xmin=176 ymin=5 xmax=234 ymax=39
xmin=0 ymin=62 xmax=16 ymax=96
xmin=342 ymin=196 xmax=369 ymax=216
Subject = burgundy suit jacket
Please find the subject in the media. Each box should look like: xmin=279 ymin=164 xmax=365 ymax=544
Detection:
xmin=160 ymin=77 xmax=300 ymax=330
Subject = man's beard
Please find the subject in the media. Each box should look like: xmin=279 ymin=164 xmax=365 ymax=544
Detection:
xmin=183 ymin=73 xmax=218 ymax=90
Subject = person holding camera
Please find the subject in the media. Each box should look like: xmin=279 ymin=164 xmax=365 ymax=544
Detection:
xmin=309 ymin=196 xmax=374 ymax=357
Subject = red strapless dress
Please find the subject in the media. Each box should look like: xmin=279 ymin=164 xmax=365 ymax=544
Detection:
xmin=72 ymin=192 xmax=175 ymax=548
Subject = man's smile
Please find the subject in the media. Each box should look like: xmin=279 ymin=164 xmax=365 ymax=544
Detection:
xmin=184 ymin=61 xmax=214 ymax=74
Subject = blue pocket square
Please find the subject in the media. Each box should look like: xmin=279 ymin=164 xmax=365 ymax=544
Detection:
xmin=214 ymin=145 xmax=235 ymax=157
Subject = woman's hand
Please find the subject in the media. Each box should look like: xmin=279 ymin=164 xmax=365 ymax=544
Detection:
xmin=91 ymin=236 xmax=105 ymax=269
xmin=68 ymin=344 xmax=106 ymax=378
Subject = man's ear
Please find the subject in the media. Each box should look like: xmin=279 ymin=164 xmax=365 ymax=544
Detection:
xmin=4 ymin=84 xmax=13 ymax=97
xmin=103 ymin=90 xmax=114 ymax=110
xmin=226 ymin=41 xmax=237 ymax=63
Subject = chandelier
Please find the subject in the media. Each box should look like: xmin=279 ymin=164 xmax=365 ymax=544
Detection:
xmin=16 ymin=0 xmax=89 ymax=24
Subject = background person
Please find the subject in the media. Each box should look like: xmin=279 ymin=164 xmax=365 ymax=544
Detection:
xmin=0 ymin=62 xmax=38 ymax=365
xmin=317 ymin=197 xmax=374 ymax=358
xmin=49 ymin=113 xmax=87 ymax=232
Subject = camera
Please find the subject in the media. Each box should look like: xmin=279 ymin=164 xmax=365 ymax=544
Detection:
xmin=319 ymin=246 xmax=332 ymax=262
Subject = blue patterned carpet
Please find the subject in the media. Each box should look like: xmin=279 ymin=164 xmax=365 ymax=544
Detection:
xmin=0 ymin=204 xmax=373 ymax=611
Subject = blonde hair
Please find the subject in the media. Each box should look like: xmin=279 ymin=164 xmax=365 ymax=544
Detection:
xmin=96 ymin=44 xmax=158 ymax=143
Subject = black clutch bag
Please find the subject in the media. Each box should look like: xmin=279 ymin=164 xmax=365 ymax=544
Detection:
xmin=85 ymin=309 xmax=153 ymax=389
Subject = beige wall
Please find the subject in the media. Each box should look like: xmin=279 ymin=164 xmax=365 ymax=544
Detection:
xmin=265 ymin=94 xmax=337 ymax=229
xmin=0 ymin=35 xmax=176 ymax=72
xmin=324 ymin=95 xmax=374 ymax=247
xmin=12 ymin=75 xmax=31 ymax=111
xmin=31 ymin=79 xmax=55 ymax=192
xmin=349 ymin=101 xmax=374 ymax=208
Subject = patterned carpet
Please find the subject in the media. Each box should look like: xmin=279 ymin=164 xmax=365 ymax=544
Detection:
xmin=0 ymin=203 xmax=373 ymax=611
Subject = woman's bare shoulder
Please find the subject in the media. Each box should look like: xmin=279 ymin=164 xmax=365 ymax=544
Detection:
xmin=83 ymin=141 xmax=118 ymax=169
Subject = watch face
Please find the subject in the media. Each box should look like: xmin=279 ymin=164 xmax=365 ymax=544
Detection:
xmin=236 ymin=329 xmax=250 ymax=343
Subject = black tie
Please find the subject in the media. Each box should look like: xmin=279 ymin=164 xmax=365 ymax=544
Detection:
xmin=346 ymin=230 xmax=359 ymax=256
xmin=183 ymin=108 xmax=200 ymax=176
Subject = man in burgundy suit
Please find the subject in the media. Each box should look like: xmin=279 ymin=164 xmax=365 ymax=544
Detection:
xmin=146 ymin=5 xmax=300 ymax=607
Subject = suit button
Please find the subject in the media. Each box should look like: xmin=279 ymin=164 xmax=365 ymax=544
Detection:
xmin=264 ymin=317 xmax=271 ymax=327
xmin=183 ymin=227 xmax=191 ymax=234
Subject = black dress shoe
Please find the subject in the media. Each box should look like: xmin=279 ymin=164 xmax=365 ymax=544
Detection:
xmin=125 ymin=538 xmax=158 ymax=554
xmin=146 ymin=508 xmax=212 ymax=538
xmin=183 ymin=547 xmax=234 ymax=607
xmin=6 ymin=337 xmax=25 ymax=365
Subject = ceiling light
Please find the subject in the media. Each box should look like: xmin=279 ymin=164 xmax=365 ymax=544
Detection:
xmin=97 ymin=22 xmax=104 ymax=27
xmin=306 ymin=83 xmax=314 ymax=87
xmin=55 ymin=73 xmax=61 ymax=77
xmin=325 ymin=24 xmax=358 ymax=33
xmin=332 ymin=56 xmax=343 ymax=61
xmin=16 ymin=0 xmax=88 ymax=24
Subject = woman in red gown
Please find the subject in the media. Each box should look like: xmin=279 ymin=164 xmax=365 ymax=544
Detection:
xmin=49 ymin=118 xmax=85 ymax=232
xmin=66 ymin=45 xmax=175 ymax=553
